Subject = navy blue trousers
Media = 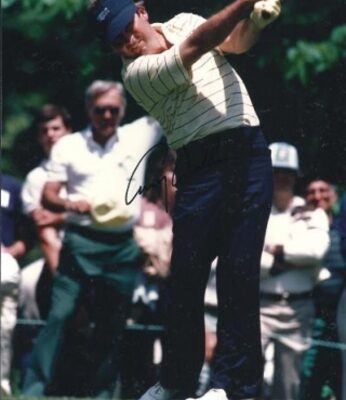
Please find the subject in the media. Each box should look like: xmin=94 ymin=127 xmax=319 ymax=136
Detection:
xmin=160 ymin=127 xmax=273 ymax=399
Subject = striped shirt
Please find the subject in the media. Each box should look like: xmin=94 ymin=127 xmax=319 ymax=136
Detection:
xmin=122 ymin=13 xmax=259 ymax=149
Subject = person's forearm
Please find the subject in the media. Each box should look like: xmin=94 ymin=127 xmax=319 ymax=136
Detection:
xmin=42 ymin=185 xmax=90 ymax=214
xmin=42 ymin=193 xmax=68 ymax=212
xmin=219 ymin=18 xmax=260 ymax=54
xmin=52 ymin=212 xmax=67 ymax=226
xmin=6 ymin=241 xmax=27 ymax=258
xmin=42 ymin=183 xmax=71 ymax=213
xmin=32 ymin=208 xmax=67 ymax=228
xmin=182 ymin=0 xmax=256 ymax=65
xmin=38 ymin=226 xmax=62 ymax=273
xmin=42 ymin=195 xmax=91 ymax=214
xmin=41 ymin=188 xmax=66 ymax=212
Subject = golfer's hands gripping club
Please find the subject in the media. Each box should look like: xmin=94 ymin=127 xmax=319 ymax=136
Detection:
xmin=250 ymin=0 xmax=282 ymax=29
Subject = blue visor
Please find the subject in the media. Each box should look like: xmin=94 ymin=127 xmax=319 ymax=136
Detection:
xmin=89 ymin=0 xmax=136 ymax=44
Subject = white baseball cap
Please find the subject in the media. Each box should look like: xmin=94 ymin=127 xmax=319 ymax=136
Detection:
xmin=90 ymin=198 xmax=132 ymax=228
xmin=269 ymin=142 xmax=299 ymax=171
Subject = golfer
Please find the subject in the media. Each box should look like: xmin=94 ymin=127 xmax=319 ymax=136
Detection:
xmin=89 ymin=0 xmax=281 ymax=398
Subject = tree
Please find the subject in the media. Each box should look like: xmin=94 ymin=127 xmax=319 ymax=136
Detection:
xmin=3 ymin=0 xmax=346 ymax=184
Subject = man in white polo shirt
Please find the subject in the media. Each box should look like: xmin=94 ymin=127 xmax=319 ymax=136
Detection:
xmin=22 ymin=80 xmax=161 ymax=397
xmin=88 ymin=1 xmax=281 ymax=399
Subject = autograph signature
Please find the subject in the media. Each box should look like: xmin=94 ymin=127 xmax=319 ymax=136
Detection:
xmin=125 ymin=141 xmax=176 ymax=213
xmin=125 ymin=137 xmax=239 ymax=212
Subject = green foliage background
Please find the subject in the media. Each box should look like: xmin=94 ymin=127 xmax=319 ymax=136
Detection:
xmin=2 ymin=0 xmax=346 ymax=185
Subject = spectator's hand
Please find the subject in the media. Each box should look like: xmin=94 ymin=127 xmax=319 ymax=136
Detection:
xmin=1 ymin=242 xmax=26 ymax=258
xmin=143 ymin=264 xmax=158 ymax=277
xmin=264 ymin=244 xmax=283 ymax=255
xmin=65 ymin=199 xmax=91 ymax=214
xmin=134 ymin=227 xmax=158 ymax=255
xmin=250 ymin=0 xmax=281 ymax=29
xmin=32 ymin=208 xmax=66 ymax=227
xmin=205 ymin=330 xmax=217 ymax=364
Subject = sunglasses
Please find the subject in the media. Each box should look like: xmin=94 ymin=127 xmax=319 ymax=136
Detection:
xmin=93 ymin=106 xmax=121 ymax=115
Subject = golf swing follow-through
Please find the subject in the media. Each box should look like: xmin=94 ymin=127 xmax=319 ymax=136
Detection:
xmin=89 ymin=0 xmax=281 ymax=398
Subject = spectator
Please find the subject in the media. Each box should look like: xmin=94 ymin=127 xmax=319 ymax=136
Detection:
xmin=121 ymin=146 xmax=176 ymax=398
xmin=22 ymin=104 xmax=72 ymax=273
xmin=259 ymin=143 xmax=330 ymax=400
xmin=300 ymin=180 xmax=346 ymax=400
xmin=337 ymin=193 xmax=346 ymax=400
xmin=20 ymin=104 xmax=72 ymax=319
xmin=132 ymin=146 xmax=176 ymax=311
xmin=22 ymin=80 xmax=161 ymax=397
xmin=1 ymin=174 xmax=33 ymax=395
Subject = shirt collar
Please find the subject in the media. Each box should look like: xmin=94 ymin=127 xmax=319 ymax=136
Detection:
xmin=152 ymin=22 xmax=182 ymax=45
xmin=83 ymin=125 xmax=119 ymax=152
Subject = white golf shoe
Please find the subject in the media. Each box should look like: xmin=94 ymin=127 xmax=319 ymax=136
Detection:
xmin=186 ymin=388 xmax=228 ymax=400
xmin=139 ymin=382 xmax=180 ymax=400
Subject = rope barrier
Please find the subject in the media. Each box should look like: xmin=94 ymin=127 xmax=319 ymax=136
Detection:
xmin=16 ymin=319 xmax=164 ymax=332
xmin=16 ymin=319 xmax=46 ymax=327
xmin=267 ymin=331 xmax=346 ymax=351
xmin=15 ymin=319 xmax=346 ymax=349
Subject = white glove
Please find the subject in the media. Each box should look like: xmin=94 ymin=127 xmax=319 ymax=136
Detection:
xmin=250 ymin=0 xmax=281 ymax=29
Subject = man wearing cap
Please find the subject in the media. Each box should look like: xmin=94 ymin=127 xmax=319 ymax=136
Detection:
xmin=259 ymin=142 xmax=330 ymax=400
xmin=22 ymin=80 xmax=161 ymax=397
xmin=88 ymin=1 xmax=281 ymax=399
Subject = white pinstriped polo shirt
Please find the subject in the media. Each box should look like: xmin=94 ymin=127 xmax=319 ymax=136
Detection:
xmin=122 ymin=13 xmax=260 ymax=150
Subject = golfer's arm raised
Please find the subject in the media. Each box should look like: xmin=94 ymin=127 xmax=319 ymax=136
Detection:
xmin=220 ymin=0 xmax=282 ymax=53
xmin=179 ymin=0 xmax=258 ymax=69
xmin=218 ymin=18 xmax=260 ymax=54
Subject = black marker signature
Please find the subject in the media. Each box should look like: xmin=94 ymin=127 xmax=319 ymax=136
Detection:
xmin=125 ymin=141 xmax=176 ymax=212
xmin=125 ymin=136 xmax=241 ymax=212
